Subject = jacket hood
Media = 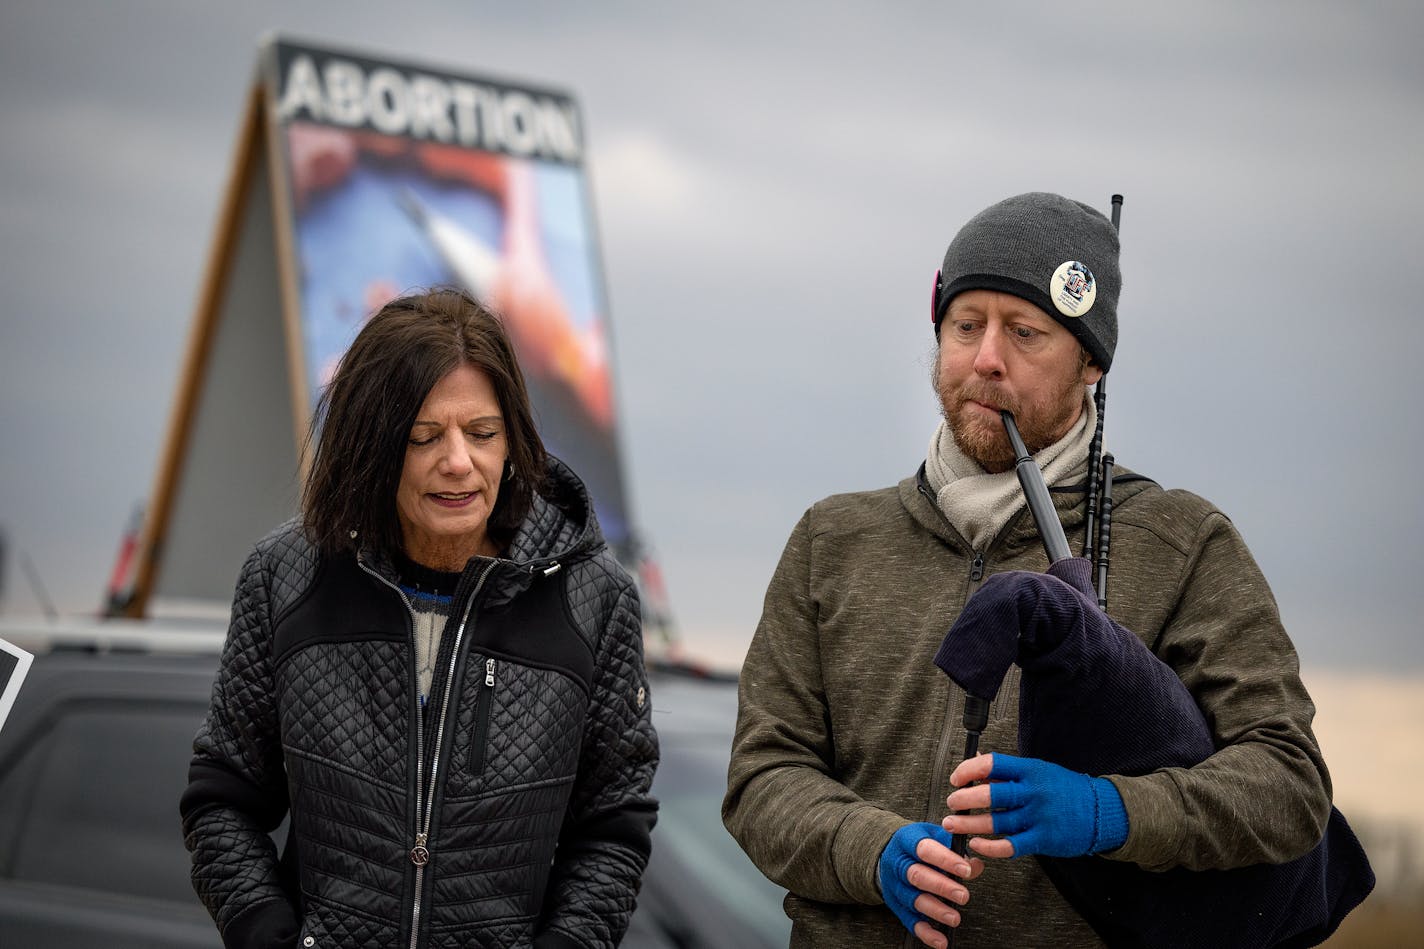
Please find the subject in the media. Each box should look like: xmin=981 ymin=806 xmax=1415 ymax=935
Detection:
xmin=478 ymin=454 xmax=606 ymax=608
xmin=504 ymin=454 xmax=604 ymax=567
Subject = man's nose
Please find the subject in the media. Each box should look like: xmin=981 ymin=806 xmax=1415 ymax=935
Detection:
xmin=972 ymin=332 xmax=1006 ymax=378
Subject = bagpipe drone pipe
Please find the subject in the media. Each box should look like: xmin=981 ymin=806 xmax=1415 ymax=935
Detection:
xmin=933 ymin=412 xmax=1374 ymax=948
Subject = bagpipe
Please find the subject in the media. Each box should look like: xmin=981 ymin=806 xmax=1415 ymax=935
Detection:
xmin=935 ymin=197 xmax=1373 ymax=947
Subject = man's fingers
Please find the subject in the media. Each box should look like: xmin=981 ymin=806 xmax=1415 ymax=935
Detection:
xmin=913 ymin=919 xmax=950 ymax=949
xmin=987 ymin=778 xmax=1030 ymax=811
xmin=945 ymin=782 xmax=993 ymax=812
xmin=905 ymin=862 xmax=971 ymax=905
xmin=914 ymin=892 xmax=964 ymax=927
xmin=984 ymin=752 xmax=1030 ymax=782
xmin=941 ymin=812 xmax=995 ymax=837
xmin=948 ymin=752 xmax=996 ymax=788
xmin=984 ymin=802 xmax=1033 ymax=837
xmin=968 ymin=836 xmax=1016 ymax=860
xmin=914 ymin=829 xmax=978 ymax=879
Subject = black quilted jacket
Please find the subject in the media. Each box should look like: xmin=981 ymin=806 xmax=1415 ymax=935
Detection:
xmin=181 ymin=458 xmax=659 ymax=949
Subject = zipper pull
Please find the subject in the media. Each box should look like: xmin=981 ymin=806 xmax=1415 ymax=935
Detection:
xmin=485 ymin=658 xmax=496 ymax=687
xmin=410 ymin=832 xmax=430 ymax=866
xmin=970 ymin=553 xmax=985 ymax=582
xmin=541 ymin=561 xmax=562 ymax=577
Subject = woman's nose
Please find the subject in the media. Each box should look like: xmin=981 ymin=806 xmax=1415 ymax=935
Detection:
xmin=438 ymin=435 xmax=474 ymax=475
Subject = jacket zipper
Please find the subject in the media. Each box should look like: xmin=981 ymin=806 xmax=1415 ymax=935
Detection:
xmin=359 ymin=555 xmax=497 ymax=949
xmin=410 ymin=559 xmax=496 ymax=949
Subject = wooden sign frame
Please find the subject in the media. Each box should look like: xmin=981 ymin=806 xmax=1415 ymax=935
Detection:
xmin=117 ymin=37 xmax=638 ymax=620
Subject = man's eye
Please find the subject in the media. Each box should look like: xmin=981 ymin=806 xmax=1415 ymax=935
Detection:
xmin=1013 ymin=326 xmax=1038 ymax=340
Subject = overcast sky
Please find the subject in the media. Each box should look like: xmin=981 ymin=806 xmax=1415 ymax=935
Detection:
xmin=1 ymin=0 xmax=1420 ymax=670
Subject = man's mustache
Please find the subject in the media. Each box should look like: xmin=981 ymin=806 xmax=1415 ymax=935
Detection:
xmin=952 ymin=383 xmax=1020 ymax=418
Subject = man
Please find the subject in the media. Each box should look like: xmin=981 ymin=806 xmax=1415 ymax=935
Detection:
xmin=722 ymin=193 xmax=1334 ymax=947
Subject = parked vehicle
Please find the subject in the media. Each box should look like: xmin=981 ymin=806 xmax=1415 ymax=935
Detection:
xmin=0 ymin=620 xmax=789 ymax=948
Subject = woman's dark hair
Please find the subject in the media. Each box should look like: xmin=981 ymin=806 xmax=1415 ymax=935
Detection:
xmin=302 ymin=288 xmax=547 ymax=557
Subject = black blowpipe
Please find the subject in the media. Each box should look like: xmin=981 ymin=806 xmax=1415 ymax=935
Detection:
xmin=1001 ymin=411 xmax=1071 ymax=563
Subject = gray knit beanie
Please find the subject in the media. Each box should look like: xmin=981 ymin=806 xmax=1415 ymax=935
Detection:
xmin=932 ymin=192 xmax=1120 ymax=371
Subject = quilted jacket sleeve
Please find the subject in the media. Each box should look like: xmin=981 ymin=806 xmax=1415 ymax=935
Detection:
xmin=534 ymin=573 xmax=659 ymax=949
xmin=180 ymin=542 xmax=299 ymax=949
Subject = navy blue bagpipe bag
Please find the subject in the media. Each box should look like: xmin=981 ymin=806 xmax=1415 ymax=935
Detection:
xmin=935 ymin=558 xmax=1374 ymax=948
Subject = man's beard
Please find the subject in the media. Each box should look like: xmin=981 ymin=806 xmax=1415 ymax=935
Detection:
xmin=940 ymin=377 xmax=1085 ymax=474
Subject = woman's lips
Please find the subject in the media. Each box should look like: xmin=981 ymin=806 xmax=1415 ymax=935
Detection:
xmin=428 ymin=491 xmax=476 ymax=509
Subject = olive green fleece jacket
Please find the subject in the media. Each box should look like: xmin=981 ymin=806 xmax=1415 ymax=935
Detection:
xmin=722 ymin=465 xmax=1331 ymax=949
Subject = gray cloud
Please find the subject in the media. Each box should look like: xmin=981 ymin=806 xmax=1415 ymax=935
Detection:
xmin=2 ymin=0 xmax=1420 ymax=670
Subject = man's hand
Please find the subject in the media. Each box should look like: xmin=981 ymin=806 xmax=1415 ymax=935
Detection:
xmin=878 ymin=822 xmax=984 ymax=948
xmin=943 ymin=753 xmax=1128 ymax=859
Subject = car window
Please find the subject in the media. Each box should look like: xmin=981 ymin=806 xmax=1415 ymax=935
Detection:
xmin=654 ymin=734 xmax=792 ymax=942
xmin=0 ymin=698 xmax=204 ymax=903
xmin=647 ymin=675 xmax=793 ymax=946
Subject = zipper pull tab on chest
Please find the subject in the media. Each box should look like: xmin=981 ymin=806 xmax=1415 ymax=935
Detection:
xmin=485 ymin=658 xmax=496 ymax=687
xmin=970 ymin=553 xmax=985 ymax=582
xmin=410 ymin=832 xmax=430 ymax=866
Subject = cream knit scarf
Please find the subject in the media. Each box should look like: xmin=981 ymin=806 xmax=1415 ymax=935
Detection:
xmin=924 ymin=393 xmax=1096 ymax=552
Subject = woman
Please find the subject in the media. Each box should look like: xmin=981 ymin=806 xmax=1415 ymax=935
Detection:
xmin=181 ymin=289 xmax=659 ymax=949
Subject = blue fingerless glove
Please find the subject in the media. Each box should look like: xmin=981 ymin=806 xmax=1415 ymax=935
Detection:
xmin=984 ymin=753 xmax=1129 ymax=857
xmin=878 ymin=822 xmax=958 ymax=934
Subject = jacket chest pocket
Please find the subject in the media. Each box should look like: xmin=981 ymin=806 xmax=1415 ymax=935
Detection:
xmin=468 ymin=657 xmax=496 ymax=775
xmin=453 ymin=657 xmax=587 ymax=791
